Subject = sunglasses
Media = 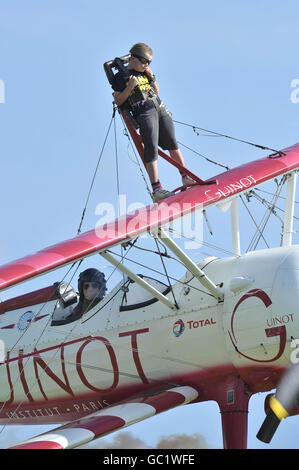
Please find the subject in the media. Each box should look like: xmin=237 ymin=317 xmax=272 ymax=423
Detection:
xmin=131 ymin=53 xmax=151 ymax=65
xmin=83 ymin=282 xmax=99 ymax=289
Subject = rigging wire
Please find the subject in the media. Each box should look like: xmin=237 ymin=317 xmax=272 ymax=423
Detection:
xmin=153 ymin=237 xmax=179 ymax=309
xmin=168 ymin=227 xmax=238 ymax=257
xmin=76 ymin=105 xmax=116 ymax=235
xmin=105 ymin=249 xmax=215 ymax=298
xmin=245 ymin=177 xmax=286 ymax=252
xmin=81 ymin=241 xmax=136 ymax=323
xmin=254 ymin=191 xmax=299 ymax=223
xmin=239 ymin=195 xmax=270 ymax=250
xmin=249 ymin=191 xmax=284 ymax=225
xmin=114 ymin=110 xmax=126 ymax=286
xmin=177 ymin=140 xmax=230 ymax=171
xmin=119 ymin=112 xmax=153 ymax=199
xmin=173 ymin=119 xmax=285 ymax=156
xmin=256 ymin=187 xmax=299 ymax=207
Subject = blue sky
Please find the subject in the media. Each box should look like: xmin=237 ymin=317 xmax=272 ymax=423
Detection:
xmin=0 ymin=0 xmax=299 ymax=449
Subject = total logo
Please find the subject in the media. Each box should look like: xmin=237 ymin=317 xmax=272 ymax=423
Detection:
xmin=173 ymin=318 xmax=217 ymax=337
xmin=173 ymin=319 xmax=185 ymax=337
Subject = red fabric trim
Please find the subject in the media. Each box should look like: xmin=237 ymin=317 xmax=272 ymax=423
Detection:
xmin=0 ymin=285 xmax=58 ymax=315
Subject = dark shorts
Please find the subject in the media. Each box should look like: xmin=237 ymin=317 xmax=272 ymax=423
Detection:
xmin=134 ymin=101 xmax=179 ymax=163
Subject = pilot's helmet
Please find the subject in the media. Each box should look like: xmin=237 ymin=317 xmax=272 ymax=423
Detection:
xmin=78 ymin=268 xmax=107 ymax=301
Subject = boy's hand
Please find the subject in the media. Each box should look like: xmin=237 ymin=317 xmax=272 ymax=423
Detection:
xmin=144 ymin=66 xmax=154 ymax=79
xmin=128 ymin=75 xmax=139 ymax=90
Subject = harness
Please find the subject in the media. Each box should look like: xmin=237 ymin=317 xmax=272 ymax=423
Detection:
xmin=127 ymin=80 xmax=159 ymax=109
xmin=117 ymin=68 xmax=159 ymax=113
xmin=130 ymin=94 xmax=162 ymax=113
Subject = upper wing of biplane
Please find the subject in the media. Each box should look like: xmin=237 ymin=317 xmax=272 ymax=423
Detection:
xmin=8 ymin=385 xmax=198 ymax=449
xmin=0 ymin=142 xmax=299 ymax=293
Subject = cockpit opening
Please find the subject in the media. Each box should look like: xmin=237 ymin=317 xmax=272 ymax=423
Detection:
xmin=51 ymin=272 xmax=170 ymax=326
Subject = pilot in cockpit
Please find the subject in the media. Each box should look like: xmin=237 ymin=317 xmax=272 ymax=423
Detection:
xmin=51 ymin=268 xmax=107 ymax=325
xmin=68 ymin=268 xmax=107 ymax=321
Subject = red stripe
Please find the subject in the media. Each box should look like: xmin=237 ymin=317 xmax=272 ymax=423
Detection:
xmin=69 ymin=415 xmax=125 ymax=436
xmin=0 ymin=285 xmax=57 ymax=315
xmin=141 ymin=390 xmax=186 ymax=412
xmin=33 ymin=314 xmax=50 ymax=322
xmin=49 ymin=240 xmax=94 ymax=258
xmin=10 ymin=440 xmax=63 ymax=449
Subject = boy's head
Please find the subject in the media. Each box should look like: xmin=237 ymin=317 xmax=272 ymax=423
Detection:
xmin=129 ymin=43 xmax=152 ymax=71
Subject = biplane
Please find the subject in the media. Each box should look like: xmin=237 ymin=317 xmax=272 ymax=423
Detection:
xmin=1 ymin=55 xmax=299 ymax=449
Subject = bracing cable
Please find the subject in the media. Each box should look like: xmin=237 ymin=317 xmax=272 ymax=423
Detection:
xmin=244 ymin=177 xmax=286 ymax=252
xmin=153 ymin=237 xmax=178 ymax=309
xmin=240 ymin=195 xmax=270 ymax=250
xmin=105 ymin=249 xmax=215 ymax=298
xmin=77 ymin=105 xmax=117 ymax=235
xmin=177 ymin=140 xmax=230 ymax=171
xmin=173 ymin=119 xmax=285 ymax=156
xmin=119 ymin=112 xmax=153 ymax=199
xmin=114 ymin=110 xmax=126 ymax=286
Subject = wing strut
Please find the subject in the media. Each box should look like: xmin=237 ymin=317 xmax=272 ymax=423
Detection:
xmin=100 ymin=251 xmax=178 ymax=310
xmin=157 ymin=228 xmax=224 ymax=301
xmin=282 ymin=171 xmax=297 ymax=247
xmin=230 ymin=197 xmax=241 ymax=256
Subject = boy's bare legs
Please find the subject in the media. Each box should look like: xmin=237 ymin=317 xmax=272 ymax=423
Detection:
xmin=146 ymin=149 xmax=187 ymax=183
xmin=146 ymin=160 xmax=159 ymax=184
xmin=169 ymin=148 xmax=196 ymax=185
xmin=146 ymin=160 xmax=174 ymax=202
xmin=169 ymin=148 xmax=186 ymax=167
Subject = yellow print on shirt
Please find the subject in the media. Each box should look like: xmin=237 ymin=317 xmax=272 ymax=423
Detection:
xmin=136 ymin=75 xmax=151 ymax=92
xmin=126 ymin=74 xmax=151 ymax=94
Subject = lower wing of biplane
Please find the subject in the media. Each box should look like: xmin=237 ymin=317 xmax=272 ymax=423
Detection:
xmin=8 ymin=386 xmax=197 ymax=449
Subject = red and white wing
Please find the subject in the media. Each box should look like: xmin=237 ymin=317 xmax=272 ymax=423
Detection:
xmin=1 ymin=143 xmax=299 ymax=292
xmin=8 ymin=386 xmax=198 ymax=449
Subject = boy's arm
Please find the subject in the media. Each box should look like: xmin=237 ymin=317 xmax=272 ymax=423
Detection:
xmin=113 ymin=75 xmax=138 ymax=106
xmin=144 ymin=66 xmax=159 ymax=95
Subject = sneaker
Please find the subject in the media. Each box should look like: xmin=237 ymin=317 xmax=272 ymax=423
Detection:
xmin=182 ymin=174 xmax=197 ymax=186
xmin=152 ymin=188 xmax=175 ymax=202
